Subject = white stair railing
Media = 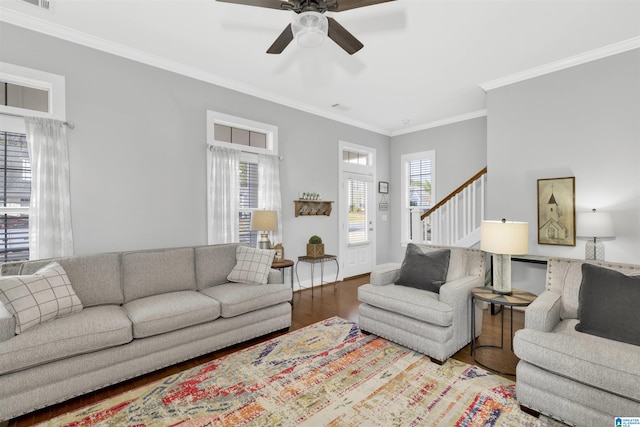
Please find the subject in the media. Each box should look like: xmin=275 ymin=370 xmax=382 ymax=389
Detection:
xmin=413 ymin=168 xmax=487 ymax=248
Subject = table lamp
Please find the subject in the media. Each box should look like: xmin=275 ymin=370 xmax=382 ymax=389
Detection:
xmin=576 ymin=209 xmax=614 ymax=260
xmin=250 ymin=210 xmax=277 ymax=249
xmin=480 ymin=219 xmax=529 ymax=295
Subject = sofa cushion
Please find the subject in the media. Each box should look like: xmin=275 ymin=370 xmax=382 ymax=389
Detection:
xmin=358 ymin=283 xmax=453 ymax=327
xmin=514 ymin=319 xmax=640 ymax=402
xmin=396 ymin=244 xmax=450 ymax=293
xmin=123 ymin=248 xmax=197 ymax=302
xmin=576 ymin=264 xmax=640 ymax=346
xmin=0 ymin=262 xmax=83 ymax=334
xmin=227 ymin=246 xmax=275 ymax=285
xmin=200 ymin=282 xmax=291 ymax=318
xmin=195 ymin=244 xmax=239 ymax=289
xmin=124 ymin=291 xmax=221 ymax=338
xmin=13 ymin=254 xmax=124 ymax=307
xmin=0 ymin=305 xmax=132 ymax=375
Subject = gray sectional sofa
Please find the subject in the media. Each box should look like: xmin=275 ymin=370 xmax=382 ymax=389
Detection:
xmin=513 ymin=257 xmax=640 ymax=427
xmin=0 ymin=243 xmax=292 ymax=422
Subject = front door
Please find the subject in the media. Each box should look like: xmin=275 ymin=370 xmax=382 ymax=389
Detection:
xmin=339 ymin=142 xmax=376 ymax=279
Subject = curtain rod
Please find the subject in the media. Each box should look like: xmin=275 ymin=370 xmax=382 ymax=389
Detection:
xmin=0 ymin=111 xmax=75 ymax=129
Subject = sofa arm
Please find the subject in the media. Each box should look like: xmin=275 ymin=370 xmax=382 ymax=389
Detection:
xmin=524 ymin=290 xmax=561 ymax=332
xmin=439 ymin=275 xmax=483 ymax=306
xmin=267 ymin=268 xmax=283 ymax=284
xmin=370 ymin=263 xmax=401 ymax=286
xmin=0 ymin=303 xmax=15 ymax=342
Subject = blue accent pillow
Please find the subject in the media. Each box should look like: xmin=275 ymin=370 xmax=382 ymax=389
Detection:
xmin=575 ymin=263 xmax=640 ymax=347
xmin=395 ymin=244 xmax=450 ymax=293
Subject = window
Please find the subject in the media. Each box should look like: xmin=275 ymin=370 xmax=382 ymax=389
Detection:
xmin=0 ymin=131 xmax=30 ymax=261
xmin=401 ymin=151 xmax=435 ymax=244
xmin=0 ymin=63 xmax=65 ymax=260
xmin=207 ymin=111 xmax=280 ymax=246
xmin=238 ymin=160 xmax=259 ymax=246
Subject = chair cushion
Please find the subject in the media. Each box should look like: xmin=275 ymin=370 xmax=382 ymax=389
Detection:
xmin=124 ymin=291 xmax=221 ymax=338
xmin=0 ymin=262 xmax=83 ymax=334
xmin=200 ymin=282 xmax=291 ymax=318
xmin=227 ymin=246 xmax=275 ymax=285
xmin=122 ymin=248 xmax=197 ymax=302
xmin=358 ymin=283 xmax=453 ymax=327
xmin=514 ymin=319 xmax=640 ymax=402
xmin=396 ymin=244 xmax=450 ymax=293
xmin=0 ymin=305 xmax=132 ymax=375
xmin=576 ymin=264 xmax=640 ymax=346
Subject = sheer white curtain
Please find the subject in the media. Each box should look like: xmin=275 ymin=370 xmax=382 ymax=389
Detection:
xmin=24 ymin=117 xmax=74 ymax=259
xmin=207 ymin=145 xmax=239 ymax=244
xmin=258 ymin=153 xmax=282 ymax=244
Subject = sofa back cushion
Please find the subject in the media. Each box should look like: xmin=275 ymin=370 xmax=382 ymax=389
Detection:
xmin=414 ymin=244 xmax=484 ymax=282
xmin=194 ymin=244 xmax=239 ymax=289
xmin=123 ymin=248 xmax=196 ymax=302
xmin=546 ymin=257 xmax=640 ymax=319
xmin=3 ymin=253 xmax=123 ymax=307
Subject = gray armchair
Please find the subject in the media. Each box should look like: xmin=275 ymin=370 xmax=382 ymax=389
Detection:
xmin=358 ymin=244 xmax=485 ymax=363
xmin=513 ymin=257 xmax=640 ymax=427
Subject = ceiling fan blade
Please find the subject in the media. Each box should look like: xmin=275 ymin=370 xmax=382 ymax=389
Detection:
xmin=267 ymin=24 xmax=294 ymax=54
xmin=327 ymin=17 xmax=363 ymax=55
xmin=216 ymin=0 xmax=291 ymax=11
xmin=330 ymin=0 xmax=396 ymax=12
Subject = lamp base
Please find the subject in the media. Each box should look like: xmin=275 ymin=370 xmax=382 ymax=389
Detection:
xmin=492 ymin=253 xmax=512 ymax=295
xmin=585 ymin=239 xmax=605 ymax=261
xmin=257 ymin=232 xmax=271 ymax=249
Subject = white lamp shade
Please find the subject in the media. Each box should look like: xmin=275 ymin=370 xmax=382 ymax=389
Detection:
xmin=291 ymin=11 xmax=328 ymax=48
xmin=480 ymin=220 xmax=529 ymax=255
xmin=250 ymin=210 xmax=277 ymax=231
xmin=577 ymin=210 xmax=614 ymax=238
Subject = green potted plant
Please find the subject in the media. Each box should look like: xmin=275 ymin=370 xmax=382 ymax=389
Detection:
xmin=307 ymin=235 xmax=324 ymax=258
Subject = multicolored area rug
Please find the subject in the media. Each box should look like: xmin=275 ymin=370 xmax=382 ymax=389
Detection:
xmin=39 ymin=317 xmax=560 ymax=427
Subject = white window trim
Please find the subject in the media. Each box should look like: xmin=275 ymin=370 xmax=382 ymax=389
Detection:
xmin=0 ymin=61 xmax=66 ymax=123
xmin=206 ymin=110 xmax=278 ymax=156
xmin=400 ymin=150 xmax=436 ymax=246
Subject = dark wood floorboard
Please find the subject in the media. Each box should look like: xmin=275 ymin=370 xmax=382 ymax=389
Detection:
xmin=9 ymin=275 xmax=523 ymax=426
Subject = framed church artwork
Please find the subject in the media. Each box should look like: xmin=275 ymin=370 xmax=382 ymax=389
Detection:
xmin=537 ymin=177 xmax=576 ymax=246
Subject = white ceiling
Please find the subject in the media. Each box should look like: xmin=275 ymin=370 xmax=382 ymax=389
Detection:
xmin=1 ymin=0 xmax=639 ymax=136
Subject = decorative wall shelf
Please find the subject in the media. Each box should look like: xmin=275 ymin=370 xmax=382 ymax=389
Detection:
xmin=294 ymin=200 xmax=333 ymax=217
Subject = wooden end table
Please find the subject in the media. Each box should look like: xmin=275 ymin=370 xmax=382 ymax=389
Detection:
xmin=272 ymin=259 xmax=294 ymax=306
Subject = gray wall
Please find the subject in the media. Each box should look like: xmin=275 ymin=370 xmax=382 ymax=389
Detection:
xmin=389 ymin=117 xmax=488 ymax=261
xmin=0 ymin=24 xmax=391 ymax=285
xmin=487 ymin=49 xmax=640 ymax=265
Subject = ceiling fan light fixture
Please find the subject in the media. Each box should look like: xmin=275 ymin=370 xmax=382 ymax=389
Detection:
xmin=291 ymin=11 xmax=328 ymax=48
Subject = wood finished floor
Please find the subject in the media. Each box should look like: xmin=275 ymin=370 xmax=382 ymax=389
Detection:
xmin=9 ymin=275 xmax=524 ymax=426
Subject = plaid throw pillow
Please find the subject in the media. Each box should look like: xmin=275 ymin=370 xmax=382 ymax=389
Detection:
xmin=227 ymin=245 xmax=275 ymax=285
xmin=0 ymin=262 xmax=83 ymax=334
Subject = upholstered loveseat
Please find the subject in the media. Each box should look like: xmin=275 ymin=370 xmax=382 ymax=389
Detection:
xmin=513 ymin=257 xmax=640 ymax=427
xmin=358 ymin=244 xmax=485 ymax=363
xmin=0 ymin=243 xmax=292 ymax=422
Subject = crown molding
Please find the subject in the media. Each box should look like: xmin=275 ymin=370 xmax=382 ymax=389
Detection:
xmin=0 ymin=7 xmax=390 ymax=136
xmin=480 ymin=37 xmax=640 ymax=92
xmin=390 ymin=110 xmax=487 ymax=137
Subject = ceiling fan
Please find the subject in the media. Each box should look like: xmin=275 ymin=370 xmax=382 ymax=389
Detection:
xmin=216 ymin=0 xmax=396 ymax=55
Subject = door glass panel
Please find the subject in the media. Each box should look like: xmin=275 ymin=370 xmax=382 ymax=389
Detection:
xmin=347 ymin=178 xmax=368 ymax=244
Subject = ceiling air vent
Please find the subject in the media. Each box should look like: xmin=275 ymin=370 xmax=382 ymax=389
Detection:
xmin=20 ymin=0 xmax=53 ymax=11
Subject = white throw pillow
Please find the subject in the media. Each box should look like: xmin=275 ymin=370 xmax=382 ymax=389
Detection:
xmin=227 ymin=245 xmax=275 ymax=285
xmin=0 ymin=262 xmax=83 ymax=334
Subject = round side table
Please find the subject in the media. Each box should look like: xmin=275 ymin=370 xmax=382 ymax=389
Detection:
xmin=470 ymin=286 xmax=536 ymax=376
